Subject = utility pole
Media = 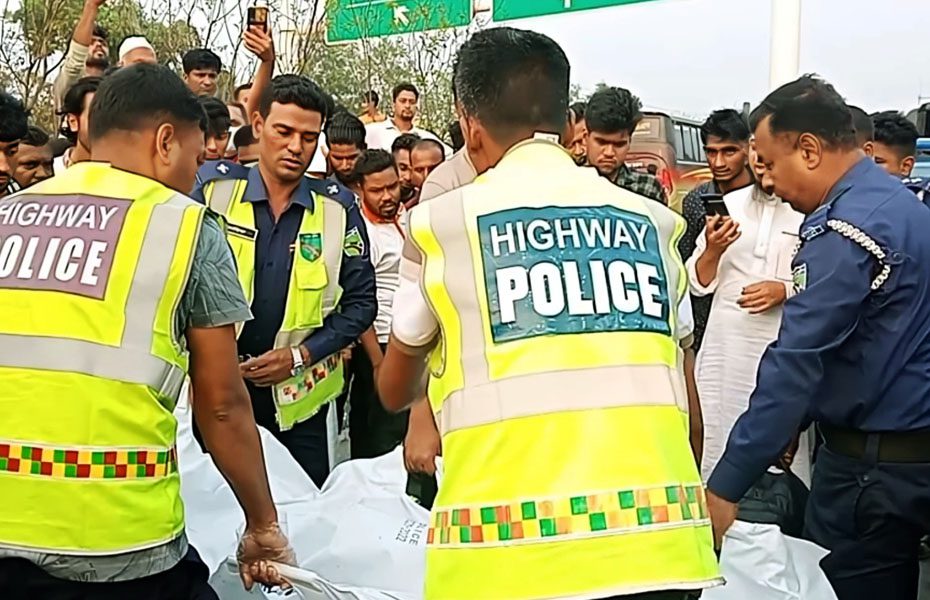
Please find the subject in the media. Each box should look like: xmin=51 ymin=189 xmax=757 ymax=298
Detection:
xmin=769 ymin=0 xmax=802 ymax=90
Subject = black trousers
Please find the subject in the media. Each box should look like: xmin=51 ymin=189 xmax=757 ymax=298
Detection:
xmin=805 ymin=444 xmax=930 ymax=599
xmin=0 ymin=548 xmax=217 ymax=600
xmin=348 ymin=343 xmax=408 ymax=459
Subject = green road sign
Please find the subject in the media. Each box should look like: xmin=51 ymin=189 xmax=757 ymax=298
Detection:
xmin=328 ymin=0 xmax=472 ymax=43
xmin=493 ymin=0 xmax=659 ymax=22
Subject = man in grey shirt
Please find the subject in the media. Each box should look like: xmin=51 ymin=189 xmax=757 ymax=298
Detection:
xmin=0 ymin=65 xmax=291 ymax=599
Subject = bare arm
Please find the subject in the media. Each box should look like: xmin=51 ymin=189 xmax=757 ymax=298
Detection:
xmin=74 ymin=0 xmax=104 ymax=47
xmin=53 ymin=0 xmax=102 ymax=107
xmin=187 ymin=324 xmax=277 ymax=529
xmin=404 ymin=397 xmax=441 ymax=475
xmin=378 ymin=336 xmax=431 ymax=413
xmin=684 ymin=346 xmax=703 ymax=468
xmin=359 ymin=327 xmax=384 ymax=368
xmin=243 ymin=25 xmax=275 ymax=120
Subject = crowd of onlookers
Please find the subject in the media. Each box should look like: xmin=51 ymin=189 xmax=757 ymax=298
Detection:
xmin=2 ymin=0 xmax=928 ymax=494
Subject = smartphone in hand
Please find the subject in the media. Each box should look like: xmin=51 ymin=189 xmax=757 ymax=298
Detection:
xmin=247 ymin=6 xmax=269 ymax=32
xmin=701 ymin=192 xmax=730 ymax=218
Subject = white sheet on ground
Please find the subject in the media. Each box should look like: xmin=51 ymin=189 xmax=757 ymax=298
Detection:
xmin=177 ymin=393 xmax=835 ymax=600
xmin=705 ymin=521 xmax=837 ymax=600
xmin=176 ymin=395 xmax=427 ymax=600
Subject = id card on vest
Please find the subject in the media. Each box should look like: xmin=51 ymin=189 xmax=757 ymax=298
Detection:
xmin=479 ymin=205 xmax=671 ymax=342
xmin=0 ymin=196 xmax=129 ymax=298
xmin=272 ymin=353 xmax=344 ymax=430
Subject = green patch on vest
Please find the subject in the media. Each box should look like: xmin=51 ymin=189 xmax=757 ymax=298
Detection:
xmin=299 ymin=233 xmax=322 ymax=262
xmin=792 ymin=262 xmax=808 ymax=294
xmin=343 ymin=226 xmax=365 ymax=257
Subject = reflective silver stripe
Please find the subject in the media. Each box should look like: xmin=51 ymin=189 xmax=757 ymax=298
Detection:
xmin=207 ymin=179 xmax=240 ymax=215
xmin=429 ymin=189 xmax=490 ymax=386
xmin=320 ymin=197 xmax=346 ymax=315
xmin=435 ymin=364 xmax=686 ymax=435
xmin=1 ymin=193 xmax=196 ymax=399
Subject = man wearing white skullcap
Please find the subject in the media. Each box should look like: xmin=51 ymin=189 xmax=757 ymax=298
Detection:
xmin=118 ymin=36 xmax=157 ymax=66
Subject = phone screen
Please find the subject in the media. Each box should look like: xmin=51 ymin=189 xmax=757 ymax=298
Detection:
xmin=701 ymin=193 xmax=730 ymax=218
xmin=247 ymin=6 xmax=268 ymax=31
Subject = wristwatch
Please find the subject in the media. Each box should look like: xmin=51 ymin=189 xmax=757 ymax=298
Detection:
xmin=290 ymin=346 xmax=305 ymax=377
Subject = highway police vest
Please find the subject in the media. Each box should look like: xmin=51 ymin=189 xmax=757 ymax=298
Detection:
xmin=202 ymin=178 xmax=346 ymax=430
xmin=0 ymin=162 xmax=201 ymax=554
xmin=408 ymin=140 xmax=722 ymax=600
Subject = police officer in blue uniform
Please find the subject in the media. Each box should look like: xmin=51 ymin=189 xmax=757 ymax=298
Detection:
xmin=191 ymin=75 xmax=376 ymax=487
xmin=705 ymin=76 xmax=930 ymax=600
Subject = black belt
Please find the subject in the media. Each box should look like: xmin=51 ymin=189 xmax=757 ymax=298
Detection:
xmin=821 ymin=424 xmax=930 ymax=463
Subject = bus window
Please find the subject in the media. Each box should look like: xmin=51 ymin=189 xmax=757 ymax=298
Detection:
xmin=682 ymin=125 xmax=696 ymax=162
xmin=674 ymin=124 xmax=685 ymax=160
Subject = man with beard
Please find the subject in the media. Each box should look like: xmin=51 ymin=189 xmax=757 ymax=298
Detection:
xmin=57 ymin=76 xmax=101 ymax=171
xmin=391 ymin=133 xmax=420 ymax=206
xmin=569 ymin=101 xmax=587 ymax=165
xmin=53 ymin=0 xmax=109 ymax=112
xmin=366 ymin=83 xmax=449 ymax=156
xmin=347 ymin=149 xmax=407 ymax=459
xmin=0 ymin=92 xmax=27 ymax=199
xmin=325 ymin=111 xmax=367 ymax=189
xmin=192 ymin=75 xmax=376 ymax=486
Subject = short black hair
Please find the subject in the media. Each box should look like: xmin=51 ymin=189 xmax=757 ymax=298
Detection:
xmin=700 ymin=109 xmax=750 ymax=145
xmin=570 ymin=101 xmax=586 ymax=121
xmin=92 ymin=24 xmax=109 ymax=40
xmin=449 ymin=120 xmax=464 ymax=151
xmin=234 ymin=82 xmax=252 ymax=100
xmin=0 ymin=92 xmax=28 ymax=143
xmin=258 ymin=74 xmax=331 ymax=123
xmin=848 ymin=106 xmax=874 ymax=146
xmin=49 ymin=136 xmax=73 ymax=158
xmin=412 ymin=138 xmax=445 ymax=158
xmin=392 ymin=83 xmax=419 ymax=102
xmin=61 ymin=76 xmax=102 ymax=116
xmin=354 ymin=149 xmax=396 ymax=181
xmin=21 ymin=125 xmax=50 ymax=148
xmin=749 ymin=74 xmax=856 ymax=149
xmin=325 ymin=111 xmax=366 ymax=149
xmin=585 ymin=87 xmax=642 ymax=136
xmin=233 ymin=125 xmax=256 ymax=148
xmin=872 ymin=110 xmax=919 ymax=157
xmin=453 ymin=27 xmax=570 ymax=144
xmin=363 ymin=90 xmax=379 ymax=106
xmin=182 ymin=48 xmax=222 ymax=75
xmin=89 ymin=63 xmax=207 ymax=141
xmin=391 ymin=132 xmax=421 ymax=154
xmin=198 ymin=96 xmax=231 ymax=137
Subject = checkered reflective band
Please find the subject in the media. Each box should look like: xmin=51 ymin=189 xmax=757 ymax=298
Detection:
xmin=0 ymin=441 xmax=177 ymax=480
xmin=428 ymin=484 xmax=708 ymax=546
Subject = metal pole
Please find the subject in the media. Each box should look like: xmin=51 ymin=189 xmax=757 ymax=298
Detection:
xmin=769 ymin=0 xmax=801 ymax=90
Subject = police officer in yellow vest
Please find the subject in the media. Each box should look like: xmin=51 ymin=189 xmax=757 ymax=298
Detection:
xmin=0 ymin=65 xmax=292 ymax=597
xmin=379 ymin=29 xmax=722 ymax=600
xmin=192 ymin=74 xmax=377 ymax=487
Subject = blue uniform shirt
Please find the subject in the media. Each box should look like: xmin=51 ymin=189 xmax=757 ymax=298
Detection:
xmin=192 ymin=161 xmax=376 ymax=365
xmin=708 ymin=158 xmax=930 ymax=502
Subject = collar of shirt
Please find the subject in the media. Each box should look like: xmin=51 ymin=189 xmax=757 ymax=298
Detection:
xmin=800 ymin=156 xmax=871 ymax=240
xmin=496 ymin=135 xmax=572 ymax=168
xmin=241 ymin=165 xmax=315 ymax=211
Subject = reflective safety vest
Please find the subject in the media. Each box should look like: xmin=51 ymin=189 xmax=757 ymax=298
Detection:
xmin=0 ymin=162 xmax=202 ymax=554
xmin=202 ymin=178 xmax=346 ymax=430
xmin=408 ymin=140 xmax=722 ymax=600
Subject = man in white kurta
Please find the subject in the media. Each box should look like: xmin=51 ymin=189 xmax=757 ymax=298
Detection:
xmin=686 ymin=183 xmax=808 ymax=483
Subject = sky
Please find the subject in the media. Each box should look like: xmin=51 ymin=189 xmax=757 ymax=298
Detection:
xmin=491 ymin=0 xmax=930 ymax=119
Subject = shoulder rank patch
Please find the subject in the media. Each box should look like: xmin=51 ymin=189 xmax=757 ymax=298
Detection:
xmin=792 ymin=262 xmax=808 ymax=294
xmin=343 ymin=226 xmax=365 ymax=257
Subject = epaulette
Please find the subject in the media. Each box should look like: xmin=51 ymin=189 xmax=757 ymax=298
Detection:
xmin=196 ymin=160 xmax=250 ymax=186
xmin=306 ymin=177 xmax=358 ymax=209
xmin=903 ymin=177 xmax=930 ymax=201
